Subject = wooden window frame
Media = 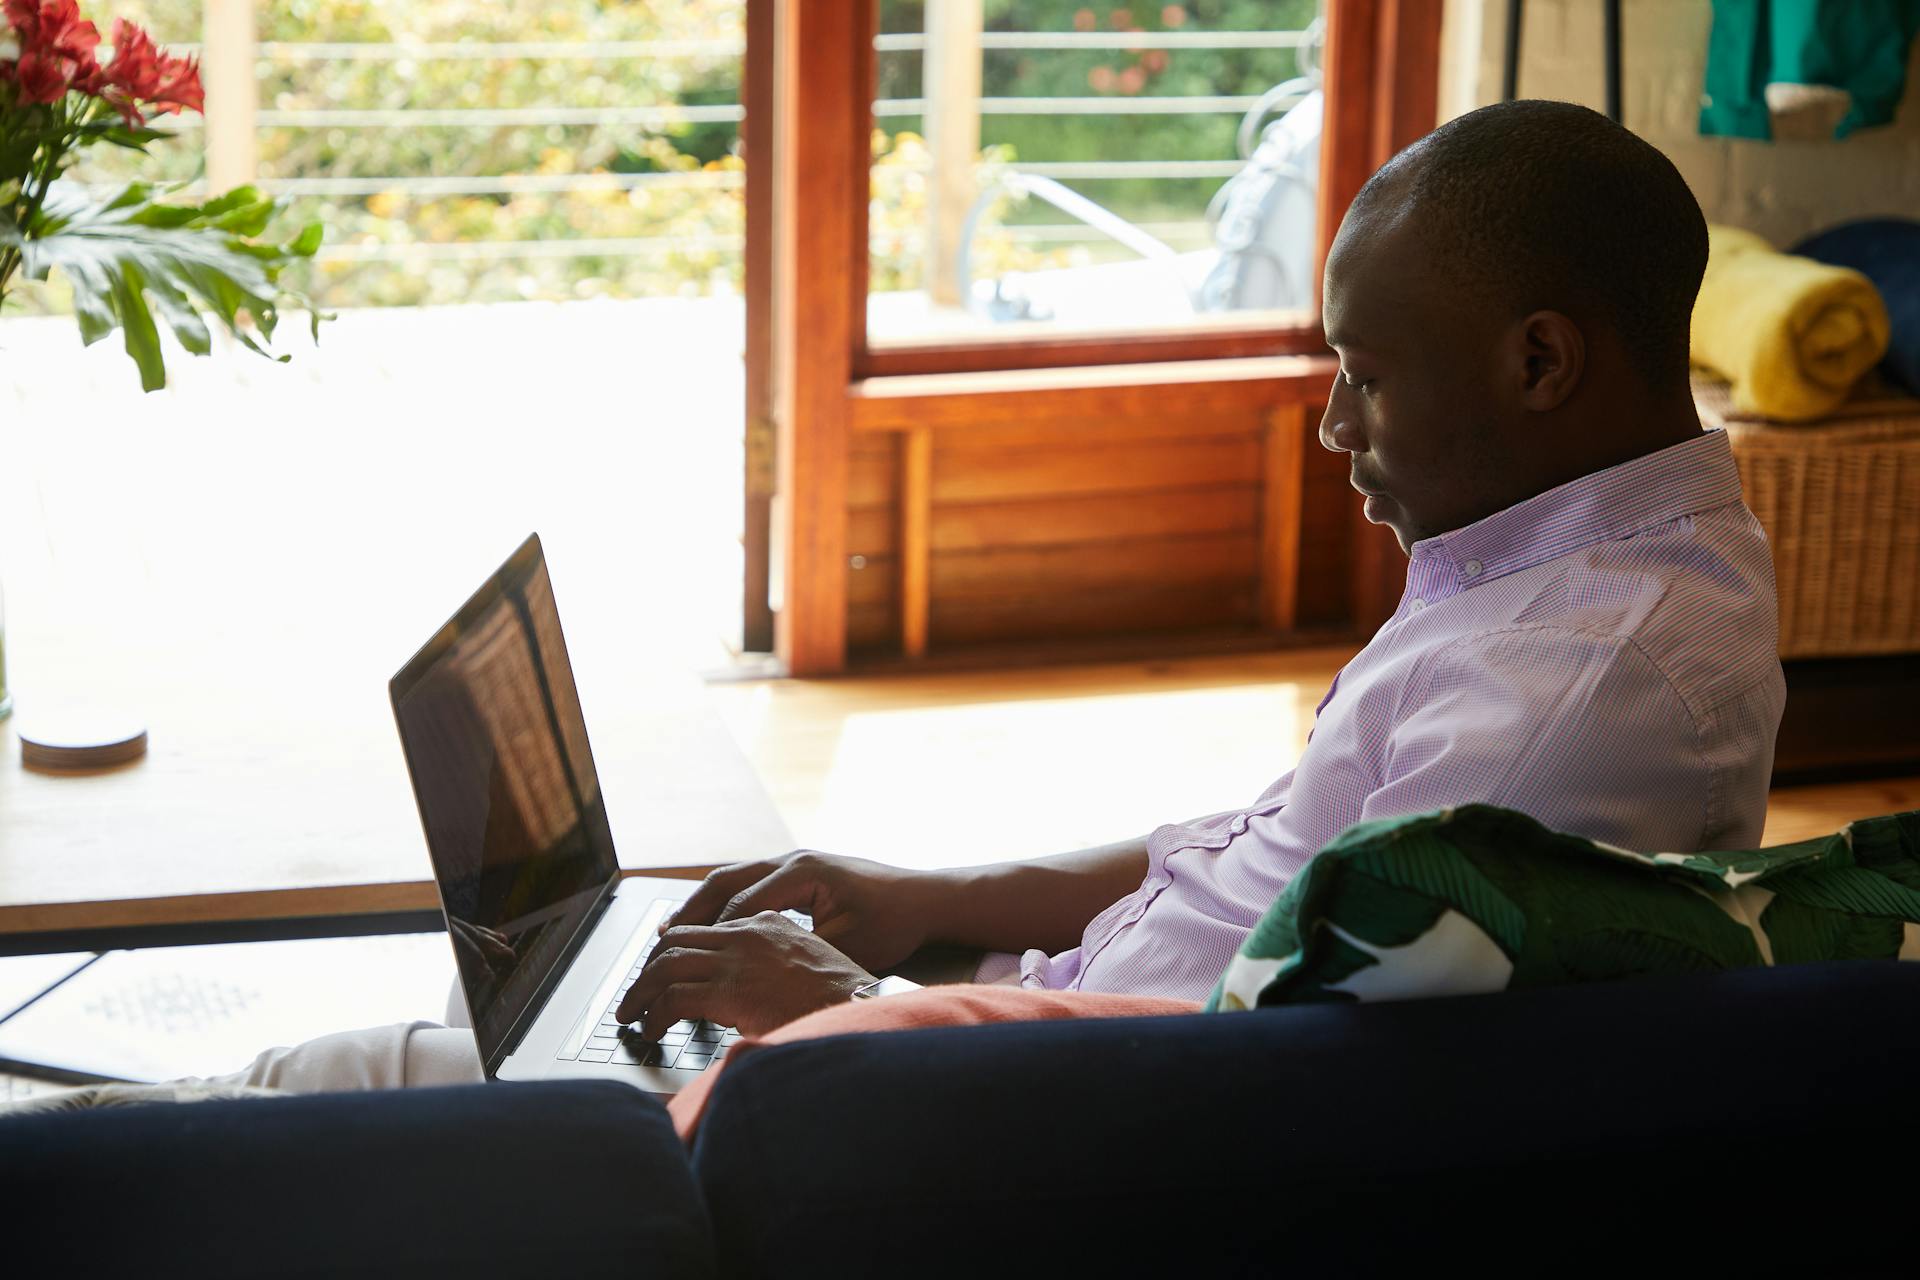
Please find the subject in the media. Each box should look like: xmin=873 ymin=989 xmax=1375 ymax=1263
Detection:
xmin=753 ymin=0 xmax=1441 ymax=675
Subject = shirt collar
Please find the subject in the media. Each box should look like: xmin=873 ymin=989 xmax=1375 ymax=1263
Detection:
xmin=1400 ymin=430 xmax=1746 ymax=609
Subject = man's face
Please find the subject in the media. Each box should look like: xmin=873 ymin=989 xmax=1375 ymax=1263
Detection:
xmin=1319 ymin=202 xmax=1516 ymax=552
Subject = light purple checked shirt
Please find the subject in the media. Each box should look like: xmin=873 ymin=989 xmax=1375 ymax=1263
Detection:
xmin=990 ymin=429 xmax=1786 ymax=1002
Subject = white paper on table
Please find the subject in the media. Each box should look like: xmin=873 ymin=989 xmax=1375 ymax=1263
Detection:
xmin=0 ymin=952 xmax=97 ymax=1022
xmin=0 ymin=933 xmax=456 ymax=1082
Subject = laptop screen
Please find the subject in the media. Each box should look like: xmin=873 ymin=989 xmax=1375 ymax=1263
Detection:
xmin=389 ymin=535 xmax=618 ymax=1067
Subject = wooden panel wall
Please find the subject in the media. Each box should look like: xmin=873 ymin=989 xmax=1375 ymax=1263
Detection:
xmin=926 ymin=415 xmax=1265 ymax=648
xmin=844 ymin=414 xmax=1355 ymax=658
xmin=846 ymin=432 xmax=900 ymax=654
xmin=839 ymin=358 xmax=1336 ymax=659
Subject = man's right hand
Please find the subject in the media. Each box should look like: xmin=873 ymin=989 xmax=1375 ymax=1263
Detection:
xmin=662 ymin=851 xmax=937 ymax=974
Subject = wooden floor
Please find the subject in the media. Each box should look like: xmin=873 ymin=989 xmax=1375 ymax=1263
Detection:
xmin=705 ymin=646 xmax=1920 ymax=865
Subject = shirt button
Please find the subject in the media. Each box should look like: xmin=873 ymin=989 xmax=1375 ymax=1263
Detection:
xmin=1463 ymin=559 xmax=1483 ymax=577
xmin=1410 ymin=598 xmax=1426 ymax=611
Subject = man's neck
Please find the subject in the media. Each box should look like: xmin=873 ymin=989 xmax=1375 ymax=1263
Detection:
xmin=1528 ymin=388 xmax=1703 ymax=501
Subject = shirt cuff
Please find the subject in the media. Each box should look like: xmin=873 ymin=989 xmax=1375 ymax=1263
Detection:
xmin=1020 ymin=945 xmax=1084 ymax=991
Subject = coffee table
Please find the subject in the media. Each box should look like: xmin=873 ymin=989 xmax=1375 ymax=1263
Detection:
xmin=0 ymin=534 xmax=790 ymax=943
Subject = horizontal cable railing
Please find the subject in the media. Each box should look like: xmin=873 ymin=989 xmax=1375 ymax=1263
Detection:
xmin=174 ymin=31 xmax=1305 ymax=59
xmin=201 ymin=95 xmax=1264 ymax=130
xmin=261 ymin=171 xmax=745 ymax=197
xmin=83 ymin=157 xmax=1254 ymax=201
xmin=253 ymin=104 xmax=747 ymax=128
xmin=314 ymin=234 xmax=742 ymax=262
xmin=156 ymin=28 xmax=1311 ymax=269
xmin=877 ymin=94 xmax=1264 ymax=116
xmin=313 ymin=219 xmax=1210 ymax=263
xmin=253 ymin=39 xmax=747 ymax=60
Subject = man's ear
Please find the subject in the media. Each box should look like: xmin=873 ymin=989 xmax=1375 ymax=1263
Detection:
xmin=1517 ymin=310 xmax=1585 ymax=411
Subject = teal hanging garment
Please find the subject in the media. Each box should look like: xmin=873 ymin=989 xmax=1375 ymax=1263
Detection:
xmin=1701 ymin=0 xmax=1920 ymax=139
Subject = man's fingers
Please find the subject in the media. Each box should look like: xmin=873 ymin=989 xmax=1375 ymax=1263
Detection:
xmin=617 ymin=945 xmax=719 ymax=1025
xmin=650 ymin=924 xmax=731 ymax=954
xmin=638 ymin=983 xmax=720 ymax=1043
xmin=665 ymin=861 xmax=781 ymax=932
xmin=714 ymin=861 xmax=818 ymax=925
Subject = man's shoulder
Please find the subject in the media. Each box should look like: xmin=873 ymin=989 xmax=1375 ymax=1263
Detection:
xmin=1410 ymin=621 xmax=1666 ymax=705
xmin=1494 ymin=503 xmax=1781 ymax=716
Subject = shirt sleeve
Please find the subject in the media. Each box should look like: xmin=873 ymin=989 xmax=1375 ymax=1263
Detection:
xmin=1358 ymin=626 xmax=1713 ymax=851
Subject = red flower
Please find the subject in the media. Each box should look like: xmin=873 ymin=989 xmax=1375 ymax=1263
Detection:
xmin=98 ymin=18 xmax=201 ymax=124
xmin=2 ymin=0 xmax=102 ymax=103
xmin=6 ymin=0 xmax=101 ymax=61
xmin=12 ymin=49 xmax=68 ymax=102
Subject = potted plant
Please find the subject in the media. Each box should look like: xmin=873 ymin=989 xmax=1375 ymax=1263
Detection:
xmin=1 ymin=0 xmax=323 ymax=385
xmin=1 ymin=0 xmax=324 ymax=722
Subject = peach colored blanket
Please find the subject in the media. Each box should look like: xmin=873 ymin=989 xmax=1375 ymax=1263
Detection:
xmin=668 ymin=985 xmax=1200 ymax=1141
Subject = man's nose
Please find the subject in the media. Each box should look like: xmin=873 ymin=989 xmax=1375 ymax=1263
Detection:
xmin=1318 ymin=382 xmax=1366 ymax=454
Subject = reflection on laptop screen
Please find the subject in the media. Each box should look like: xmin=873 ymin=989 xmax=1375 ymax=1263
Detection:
xmin=390 ymin=537 xmax=618 ymax=1065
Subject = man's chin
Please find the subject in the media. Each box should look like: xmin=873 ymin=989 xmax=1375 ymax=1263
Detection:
xmin=1361 ymin=493 xmax=1415 ymax=553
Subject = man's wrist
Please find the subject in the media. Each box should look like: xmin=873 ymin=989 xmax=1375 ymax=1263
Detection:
xmin=909 ymin=865 xmax=982 ymax=945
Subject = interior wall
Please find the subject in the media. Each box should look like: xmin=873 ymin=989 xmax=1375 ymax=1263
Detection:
xmin=1438 ymin=0 xmax=1920 ymax=247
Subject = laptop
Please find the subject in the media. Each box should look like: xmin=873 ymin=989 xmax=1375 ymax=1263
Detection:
xmin=390 ymin=533 xmax=744 ymax=1094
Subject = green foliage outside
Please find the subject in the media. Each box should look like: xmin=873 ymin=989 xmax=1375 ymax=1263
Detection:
xmin=21 ymin=0 xmax=1318 ymax=314
xmin=878 ymin=0 xmax=1318 ymax=247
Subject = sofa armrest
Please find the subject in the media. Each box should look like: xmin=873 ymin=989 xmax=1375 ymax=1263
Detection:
xmin=2 ymin=1080 xmax=712 ymax=1278
xmin=694 ymin=961 xmax=1920 ymax=1277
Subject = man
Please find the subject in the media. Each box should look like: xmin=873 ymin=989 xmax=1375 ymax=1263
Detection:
xmin=13 ymin=99 xmax=1780 ymax=1103
xmin=613 ymin=98 xmax=1785 ymax=1038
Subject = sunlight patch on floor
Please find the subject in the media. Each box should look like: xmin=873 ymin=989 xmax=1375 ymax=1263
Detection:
xmin=710 ymin=661 xmax=1335 ymax=871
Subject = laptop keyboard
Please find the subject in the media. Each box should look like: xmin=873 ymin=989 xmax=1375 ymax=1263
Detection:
xmin=556 ymin=915 xmax=743 ymax=1071
xmin=556 ymin=904 xmax=813 ymax=1071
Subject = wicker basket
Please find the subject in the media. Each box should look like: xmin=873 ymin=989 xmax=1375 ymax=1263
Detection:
xmin=1695 ymin=377 xmax=1920 ymax=659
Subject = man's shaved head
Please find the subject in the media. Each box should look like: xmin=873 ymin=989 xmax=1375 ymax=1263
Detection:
xmin=1320 ymin=100 xmax=1710 ymax=552
xmin=1353 ymin=99 xmax=1707 ymax=393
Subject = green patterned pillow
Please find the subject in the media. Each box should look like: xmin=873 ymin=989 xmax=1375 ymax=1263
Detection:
xmin=1207 ymin=805 xmax=1920 ymax=1012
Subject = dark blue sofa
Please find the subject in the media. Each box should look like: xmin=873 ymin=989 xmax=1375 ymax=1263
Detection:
xmin=6 ymin=961 xmax=1916 ymax=1278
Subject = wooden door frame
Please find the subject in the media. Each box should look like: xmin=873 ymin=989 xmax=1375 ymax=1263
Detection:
xmin=749 ymin=0 xmax=1442 ymax=675
xmin=1322 ymin=0 xmax=1445 ymax=630
xmin=741 ymin=0 xmax=776 ymax=653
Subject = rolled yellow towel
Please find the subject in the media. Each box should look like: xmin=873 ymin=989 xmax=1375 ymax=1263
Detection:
xmin=1690 ymin=224 xmax=1890 ymax=421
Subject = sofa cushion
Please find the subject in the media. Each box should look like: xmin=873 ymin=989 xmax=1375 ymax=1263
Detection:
xmin=1211 ymin=805 xmax=1920 ymax=1011
xmin=693 ymin=961 xmax=1920 ymax=1276
xmin=0 ymin=1080 xmax=713 ymax=1278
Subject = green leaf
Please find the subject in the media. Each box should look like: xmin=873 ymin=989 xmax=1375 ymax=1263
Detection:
xmin=110 ymin=261 xmax=165 ymax=393
xmin=5 ymin=181 xmax=326 ymax=393
xmin=1764 ymin=864 xmax=1920 ymax=920
xmin=1316 ymin=870 xmax=1450 ymax=950
xmin=1549 ymin=928 xmax=1740 ymax=981
xmin=288 ymin=222 xmax=325 ymax=257
xmin=1848 ymin=811 xmax=1920 ymax=893
xmin=1344 ymin=828 xmax=1529 ymax=956
xmin=1760 ymin=897 xmax=1905 ymax=964
xmin=71 ymin=121 xmax=169 ymax=153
